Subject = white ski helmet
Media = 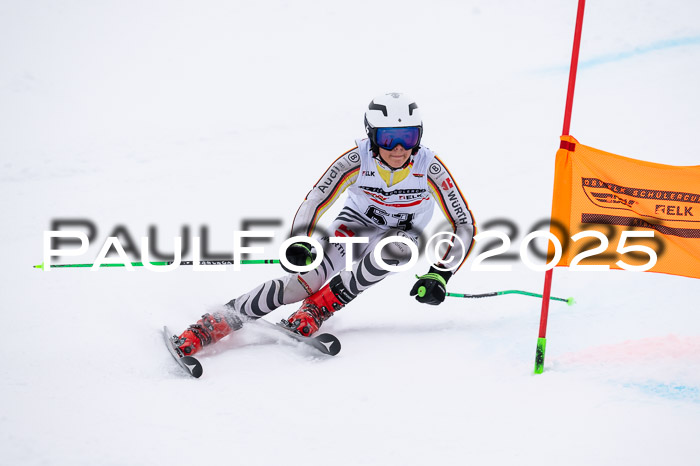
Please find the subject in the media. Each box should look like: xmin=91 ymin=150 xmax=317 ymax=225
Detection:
xmin=364 ymin=92 xmax=423 ymax=154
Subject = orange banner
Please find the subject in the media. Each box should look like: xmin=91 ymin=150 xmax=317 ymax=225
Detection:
xmin=550 ymin=135 xmax=700 ymax=279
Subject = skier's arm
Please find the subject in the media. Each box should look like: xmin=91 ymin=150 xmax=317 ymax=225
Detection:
xmin=427 ymin=155 xmax=476 ymax=272
xmin=412 ymin=156 xmax=476 ymax=305
xmin=290 ymin=147 xmax=361 ymax=237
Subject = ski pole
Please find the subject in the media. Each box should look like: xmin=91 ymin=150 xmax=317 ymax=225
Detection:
xmin=446 ymin=290 xmax=574 ymax=306
xmin=416 ymin=287 xmax=575 ymax=306
xmin=33 ymin=259 xmax=280 ymax=270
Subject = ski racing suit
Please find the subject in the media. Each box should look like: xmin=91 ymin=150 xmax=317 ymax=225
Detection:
xmin=226 ymin=138 xmax=476 ymax=318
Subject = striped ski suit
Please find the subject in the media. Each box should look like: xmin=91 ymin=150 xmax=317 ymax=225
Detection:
xmin=228 ymin=138 xmax=476 ymax=319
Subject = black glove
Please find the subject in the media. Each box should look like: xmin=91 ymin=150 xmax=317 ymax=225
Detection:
xmin=409 ymin=266 xmax=453 ymax=305
xmin=281 ymin=242 xmax=316 ymax=273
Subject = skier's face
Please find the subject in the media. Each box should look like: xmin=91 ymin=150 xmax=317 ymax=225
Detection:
xmin=378 ymin=145 xmax=411 ymax=169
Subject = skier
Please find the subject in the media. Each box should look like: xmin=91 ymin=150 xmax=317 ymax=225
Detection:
xmin=173 ymin=92 xmax=476 ymax=356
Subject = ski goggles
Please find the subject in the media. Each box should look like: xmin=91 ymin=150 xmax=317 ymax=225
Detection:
xmin=375 ymin=126 xmax=421 ymax=150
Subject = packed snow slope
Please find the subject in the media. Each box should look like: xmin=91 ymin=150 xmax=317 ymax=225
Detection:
xmin=2 ymin=1 xmax=699 ymax=465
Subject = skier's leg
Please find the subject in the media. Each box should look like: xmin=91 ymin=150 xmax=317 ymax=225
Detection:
xmin=173 ymin=233 xmax=348 ymax=355
xmin=338 ymin=228 xmax=417 ymax=295
xmin=175 ymin=219 xmax=409 ymax=352
xmin=228 ymin=232 xmax=349 ymax=318
xmin=284 ymin=226 xmax=417 ymax=336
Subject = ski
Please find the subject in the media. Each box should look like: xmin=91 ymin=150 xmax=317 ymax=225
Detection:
xmin=255 ymin=319 xmax=341 ymax=356
xmin=163 ymin=326 xmax=203 ymax=378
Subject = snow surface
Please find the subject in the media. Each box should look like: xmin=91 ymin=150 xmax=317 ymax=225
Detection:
xmin=2 ymin=1 xmax=700 ymax=465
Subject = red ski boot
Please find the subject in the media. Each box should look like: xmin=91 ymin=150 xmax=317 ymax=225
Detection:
xmin=175 ymin=312 xmax=243 ymax=356
xmin=283 ymin=276 xmax=355 ymax=337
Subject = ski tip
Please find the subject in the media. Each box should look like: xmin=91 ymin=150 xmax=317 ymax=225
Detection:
xmin=181 ymin=356 xmax=204 ymax=378
xmin=315 ymin=333 xmax=341 ymax=356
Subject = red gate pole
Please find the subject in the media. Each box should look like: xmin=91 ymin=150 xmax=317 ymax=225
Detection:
xmin=534 ymin=0 xmax=586 ymax=374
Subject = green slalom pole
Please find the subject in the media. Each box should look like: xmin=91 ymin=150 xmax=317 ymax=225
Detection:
xmin=416 ymin=287 xmax=575 ymax=306
xmin=33 ymin=259 xmax=280 ymax=270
